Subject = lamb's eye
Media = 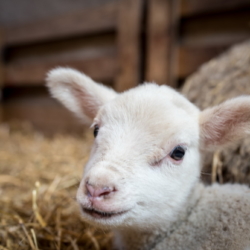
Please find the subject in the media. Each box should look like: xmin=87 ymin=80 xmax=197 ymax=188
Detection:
xmin=93 ymin=125 xmax=99 ymax=138
xmin=170 ymin=146 xmax=185 ymax=161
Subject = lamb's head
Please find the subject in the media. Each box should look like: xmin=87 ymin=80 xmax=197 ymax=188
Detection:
xmin=46 ymin=68 xmax=250 ymax=230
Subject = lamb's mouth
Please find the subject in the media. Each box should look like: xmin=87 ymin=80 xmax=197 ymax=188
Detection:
xmin=82 ymin=207 xmax=128 ymax=219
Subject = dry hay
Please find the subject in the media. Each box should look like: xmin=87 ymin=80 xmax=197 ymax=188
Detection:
xmin=182 ymin=40 xmax=250 ymax=185
xmin=0 ymin=122 xmax=112 ymax=250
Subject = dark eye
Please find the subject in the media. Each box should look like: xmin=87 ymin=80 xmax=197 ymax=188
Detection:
xmin=170 ymin=146 xmax=185 ymax=161
xmin=93 ymin=125 xmax=99 ymax=138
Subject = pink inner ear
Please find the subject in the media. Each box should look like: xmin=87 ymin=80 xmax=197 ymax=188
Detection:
xmin=72 ymin=82 xmax=101 ymax=120
xmin=200 ymin=99 xmax=250 ymax=149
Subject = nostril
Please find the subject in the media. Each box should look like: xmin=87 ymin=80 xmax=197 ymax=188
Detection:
xmin=86 ymin=183 xmax=95 ymax=197
xmin=100 ymin=186 xmax=113 ymax=197
xmin=86 ymin=182 xmax=115 ymax=198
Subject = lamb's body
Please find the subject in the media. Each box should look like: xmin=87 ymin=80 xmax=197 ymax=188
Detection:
xmin=116 ymin=183 xmax=250 ymax=250
xmin=46 ymin=68 xmax=250 ymax=250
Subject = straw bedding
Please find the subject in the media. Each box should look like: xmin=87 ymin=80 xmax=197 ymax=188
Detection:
xmin=0 ymin=122 xmax=112 ymax=250
xmin=182 ymin=40 xmax=250 ymax=184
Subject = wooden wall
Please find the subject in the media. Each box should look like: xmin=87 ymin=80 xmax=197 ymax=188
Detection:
xmin=1 ymin=1 xmax=144 ymax=134
xmin=0 ymin=0 xmax=250 ymax=134
xmin=145 ymin=0 xmax=250 ymax=86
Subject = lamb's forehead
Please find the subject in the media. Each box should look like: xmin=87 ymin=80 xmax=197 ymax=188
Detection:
xmin=97 ymin=83 xmax=199 ymax=129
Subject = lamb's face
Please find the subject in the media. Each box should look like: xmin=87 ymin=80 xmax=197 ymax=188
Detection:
xmin=76 ymin=84 xmax=200 ymax=229
xmin=47 ymin=68 xmax=250 ymax=230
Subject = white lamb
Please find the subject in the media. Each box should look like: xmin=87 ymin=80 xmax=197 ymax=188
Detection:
xmin=46 ymin=67 xmax=250 ymax=250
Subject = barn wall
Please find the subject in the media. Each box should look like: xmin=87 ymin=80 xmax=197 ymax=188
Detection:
xmin=0 ymin=0 xmax=250 ymax=134
xmin=0 ymin=0 xmax=120 ymax=28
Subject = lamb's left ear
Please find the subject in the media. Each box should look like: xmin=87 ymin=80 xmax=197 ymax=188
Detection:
xmin=46 ymin=67 xmax=118 ymax=125
xmin=200 ymin=96 xmax=250 ymax=151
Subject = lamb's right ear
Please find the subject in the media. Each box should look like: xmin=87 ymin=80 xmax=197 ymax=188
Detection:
xmin=46 ymin=67 xmax=118 ymax=125
xmin=199 ymin=96 xmax=250 ymax=151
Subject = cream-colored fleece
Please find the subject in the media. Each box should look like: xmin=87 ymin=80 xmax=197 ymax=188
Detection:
xmin=114 ymin=183 xmax=250 ymax=250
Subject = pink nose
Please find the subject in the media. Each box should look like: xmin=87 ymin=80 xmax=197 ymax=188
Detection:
xmin=86 ymin=182 xmax=114 ymax=198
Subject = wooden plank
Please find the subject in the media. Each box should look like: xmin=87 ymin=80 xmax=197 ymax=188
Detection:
xmin=146 ymin=0 xmax=180 ymax=87
xmin=0 ymin=29 xmax=4 ymax=122
xmin=177 ymin=9 xmax=250 ymax=78
xmin=3 ymin=54 xmax=117 ymax=86
xmin=168 ymin=0 xmax=181 ymax=87
xmin=177 ymin=45 xmax=229 ymax=78
xmin=0 ymin=28 xmax=3 ymax=83
xmin=7 ymin=33 xmax=115 ymax=64
xmin=4 ymin=2 xmax=118 ymax=46
xmin=0 ymin=36 xmax=3 ymax=88
xmin=181 ymin=10 xmax=250 ymax=47
xmin=182 ymin=32 xmax=250 ymax=48
xmin=115 ymin=0 xmax=144 ymax=92
xmin=181 ymin=0 xmax=250 ymax=16
xmin=3 ymin=96 xmax=86 ymax=135
xmin=146 ymin=0 xmax=170 ymax=86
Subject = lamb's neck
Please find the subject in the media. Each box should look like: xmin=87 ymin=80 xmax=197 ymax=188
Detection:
xmin=113 ymin=182 xmax=204 ymax=250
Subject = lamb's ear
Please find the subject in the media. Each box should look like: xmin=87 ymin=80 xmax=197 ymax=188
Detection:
xmin=46 ymin=67 xmax=118 ymax=125
xmin=199 ymin=96 xmax=250 ymax=151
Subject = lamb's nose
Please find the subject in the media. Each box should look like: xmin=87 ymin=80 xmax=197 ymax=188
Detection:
xmin=86 ymin=182 xmax=114 ymax=198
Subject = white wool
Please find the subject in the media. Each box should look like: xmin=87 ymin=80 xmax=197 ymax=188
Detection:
xmin=47 ymin=68 xmax=250 ymax=250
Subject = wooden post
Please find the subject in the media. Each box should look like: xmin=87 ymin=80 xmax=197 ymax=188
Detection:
xmin=168 ymin=0 xmax=181 ymax=87
xmin=0 ymin=28 xmax=4 ymax=122
xmin=115 ymin=0 xmax=144 ymax=92
xmin=146 ymin=0 xmax=180 ymax=88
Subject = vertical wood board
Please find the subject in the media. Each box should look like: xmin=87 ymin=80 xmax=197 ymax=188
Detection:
xmin=146 ymin=0 xmax=170 ymax=85
xmin=115 ymin=0 xmax=144 ymax=92
xmin=146 ymin=0 xmax=180 ymax=87
xmin=0 ymin=29 xmax=4 ymax=122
